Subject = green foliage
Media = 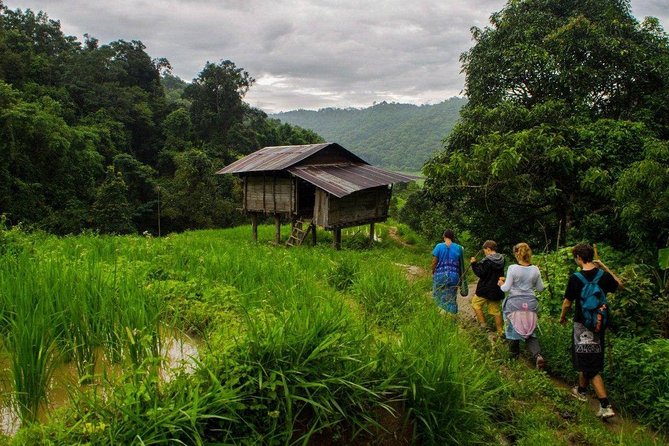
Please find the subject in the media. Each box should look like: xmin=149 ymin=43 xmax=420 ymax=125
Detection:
xmin=536 ymin=320 xmax=573 ymax=379
xmin=0 ymin=7 xmax=324 ymax=235
xmin=91 ymin=167 xmax=135 ymax=234
xmin=660 ymin=248 xmax=669 ymax=270
xmin=387 ymin=310 xmax=500 ymax=444
xmin=326 ymin=259 xmax=359 ymax=291
xmin=351 ymin=263 xmax=418 ymax=329
xmin=608 ymin=338 xmax=669 ymax=430
xmin=415 ymin=0 xmax=669 ymax=252
xmin=162 ymin=149 xmax=243 ymax=230
xmin=184 ymin=60 xmax=253 ymax=146
xmin=272 ymin=98 xmax=466 ymax=171
xmin=610 ymin=264 xmax=669 ymax=339
xmin=214 ymin=301 xmax=390 ymax=443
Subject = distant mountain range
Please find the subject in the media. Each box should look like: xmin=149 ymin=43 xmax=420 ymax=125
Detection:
xmin=271 ymin=98 xmax=466 ymax=171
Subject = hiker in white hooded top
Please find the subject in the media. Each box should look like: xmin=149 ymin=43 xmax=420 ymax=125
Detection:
xmin=498 ymin=243 xmax=546 ymax=370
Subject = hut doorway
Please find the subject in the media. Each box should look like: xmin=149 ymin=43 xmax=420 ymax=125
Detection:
xmin=296 ymin=180 xmax=316 ymax=218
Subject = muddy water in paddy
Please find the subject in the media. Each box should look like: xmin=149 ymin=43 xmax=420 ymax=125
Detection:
xmin=0 ymin=333 xmax=200 ymax=436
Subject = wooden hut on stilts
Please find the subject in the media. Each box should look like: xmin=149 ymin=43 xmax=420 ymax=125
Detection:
xmin=216 ymin=143 xmax=415 ymax=249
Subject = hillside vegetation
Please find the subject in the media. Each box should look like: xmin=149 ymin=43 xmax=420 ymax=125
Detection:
xmin=1 ymin=223 xmax=666 ymax=445
xmin=0 ymin=5 xmax=322 ymax=236
xmin=272 ymin=98 xmax=466 ymax=171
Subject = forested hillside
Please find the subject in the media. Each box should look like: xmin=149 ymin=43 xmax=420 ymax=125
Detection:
xmin=272 ymin=98 xmax=466 ymax=171
xmin=0 ymin=4 xmax=322 ymax=235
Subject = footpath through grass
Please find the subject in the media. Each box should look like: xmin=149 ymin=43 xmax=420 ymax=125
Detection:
xmin=0 ymin=222 xmax=666 ymax=445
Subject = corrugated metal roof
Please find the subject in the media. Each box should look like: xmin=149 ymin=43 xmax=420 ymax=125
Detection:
xmin=216 ymin=143 xmax=364 ymax=174
xmin=288 ymin=164 xmax=417 ymax=198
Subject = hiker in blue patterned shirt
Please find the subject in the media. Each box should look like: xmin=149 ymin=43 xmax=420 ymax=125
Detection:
xmin=431 ymin=229 xmax=465 ymax=314
xmin=559 ymin=243 xmax=623 ymax=420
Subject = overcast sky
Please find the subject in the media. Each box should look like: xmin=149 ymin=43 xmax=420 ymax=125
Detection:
xmin=5 ymin=0 xmax=668 ymax=113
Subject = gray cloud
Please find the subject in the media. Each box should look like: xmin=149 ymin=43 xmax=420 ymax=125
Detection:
xmin=5 ymin=0 xmax=668 ymax=112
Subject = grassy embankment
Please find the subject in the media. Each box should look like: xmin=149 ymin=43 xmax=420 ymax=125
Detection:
xmin=0 ymin=223 xmax=665 ymax=444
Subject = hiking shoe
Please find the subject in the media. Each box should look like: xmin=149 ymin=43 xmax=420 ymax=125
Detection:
xmin=597 ymin=406 xmax=615 ymax=419
xmin=571 ymin=387 xmax=587 ymax=402
xmin=535 ymin=355 xmax=545 ymax=371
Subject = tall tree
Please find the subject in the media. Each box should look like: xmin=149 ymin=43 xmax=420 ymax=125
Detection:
xmin=412 ymin=0 xmax=669 ymax=250
xmin=91 ymin=166 xmax=134 ymax=234
xmin=184 ymin=60 xmax=254 ymax=148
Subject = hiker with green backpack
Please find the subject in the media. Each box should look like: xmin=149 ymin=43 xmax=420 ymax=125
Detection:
xmin=559 ymin=243 xmax=623 ymax=419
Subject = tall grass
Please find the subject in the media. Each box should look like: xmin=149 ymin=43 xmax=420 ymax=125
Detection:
xmin=218 ymin=298 xmax=394 ymax=443
xmin=351 ymin=262 xmax=419 ymax=329
xmin=387 ymin=309 xmax=501 ymax=444
xmin=0 ymin=254 xmax=60 ymax=424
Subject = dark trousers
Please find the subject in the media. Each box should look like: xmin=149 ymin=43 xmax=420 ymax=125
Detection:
xmin=509 ymin=337 xmax=541 ymax=359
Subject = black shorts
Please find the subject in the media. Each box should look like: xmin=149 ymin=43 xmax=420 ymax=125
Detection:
xmin=571 ymin=322 xmax=605 ymax=373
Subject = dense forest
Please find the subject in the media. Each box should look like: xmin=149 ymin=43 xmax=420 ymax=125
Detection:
xmin=272 ymin=98 xmax=465 ymax=171
xmin=0 ymin=2 xmax=322 ymax=235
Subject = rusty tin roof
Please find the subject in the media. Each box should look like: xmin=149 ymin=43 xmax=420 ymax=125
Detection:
xmin=216 ymin=143 xmax=417 ymax=197
xmin=288 ymin=163 xmax=416 ymax=198
xmin=216 ymin=143 xmax=364 ymax=174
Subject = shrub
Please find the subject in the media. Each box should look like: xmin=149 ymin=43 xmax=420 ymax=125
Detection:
xmin=351 ymin=263 xmax=417 ymax=329
xmin=537 ymin=321 xmax=573 ymax=381
xmin=607 ymin=338 xmax=669 ymax=431
xmin=609 ymin=264 xmax=669 ymax=340
xmin=327 ymin=259 xmax=359 ymax=291
xmin=386 ymin=310 xmax=500 ymax=444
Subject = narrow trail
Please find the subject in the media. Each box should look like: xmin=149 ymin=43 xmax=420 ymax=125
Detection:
xmin=399 ymin=260 xmax=657 ymax=441
xmin=454 ymin=278 xmax=654 ymax=439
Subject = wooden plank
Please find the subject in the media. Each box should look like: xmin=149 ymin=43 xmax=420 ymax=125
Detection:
xmin=251 ymin=213 xmax=258 ymax=242
xmin=333 ymin=228 xmax=341 ymax=250
xmin=274 ymin=214 xmax=281 ymax=244
xmin=243 ymin=177 xmax=248 ymax=212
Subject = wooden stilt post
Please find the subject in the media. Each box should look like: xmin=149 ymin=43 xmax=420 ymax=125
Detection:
xmin=274 ymin=214 xmax=281 ymax=245
xmin=312 ymin=224 xmax=317 ymax=246
xmin=251 ymin=213 xmax=258 ymax=242
xmin=369 ymin=222 xmax=375 ymax=243
xmin=333 ymin=228 xmax=341 ymax=250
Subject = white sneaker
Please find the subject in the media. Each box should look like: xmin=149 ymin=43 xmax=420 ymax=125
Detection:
xmin=571 ymin=387 xmax=587 ymax=402
xmin=597 ymin=406 xmax=615 ymax=419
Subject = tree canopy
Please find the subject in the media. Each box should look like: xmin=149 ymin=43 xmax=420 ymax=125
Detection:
xmin=0 ymin=3 xmax=322 ymax=234
xmin=408 ymin=0 xmax=669 ymax=255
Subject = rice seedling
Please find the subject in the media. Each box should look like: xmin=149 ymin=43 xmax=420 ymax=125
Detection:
xmin=351 ymin=262 xmax=418 ymax=329
xmin=5 ymin=306 xmax=59 ymax=426
xmin=387 ymin=309 xmax=501 ymax=444
xmin=220 ymin=298 xmax=394 ymax=443
xmin=0 ymin=253 xmax=61 ymax=425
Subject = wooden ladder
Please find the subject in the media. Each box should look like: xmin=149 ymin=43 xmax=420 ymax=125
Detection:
xmin=286 ymin=218 xmax=314 ymax=247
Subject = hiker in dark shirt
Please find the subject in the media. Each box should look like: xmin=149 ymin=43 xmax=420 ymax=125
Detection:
xmin=470 ymin=240 xmax=505 ymax=335
xmin=559 ymin=243 xmax=623 ymax=419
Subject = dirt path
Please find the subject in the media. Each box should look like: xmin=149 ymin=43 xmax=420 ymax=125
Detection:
xmin=453 ymin=278 xmax=651 ymax=438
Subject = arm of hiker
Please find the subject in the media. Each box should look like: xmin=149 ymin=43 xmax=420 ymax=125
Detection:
xmin=471 ymin=258 xmax=485 ymax=277
xmin=593 ymin=259 xmax=624 ymax=290
xmin=559 ymin=299 xmax=572 ymax=324
xmin=432 ymin=256 xmax=438 ymax=275
xmin=499 ymin=267 xmax=512 ymax=292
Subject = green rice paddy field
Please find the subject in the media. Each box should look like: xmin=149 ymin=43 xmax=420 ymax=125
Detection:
xmin=0 ymin=224 xmax=665 ymax=445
